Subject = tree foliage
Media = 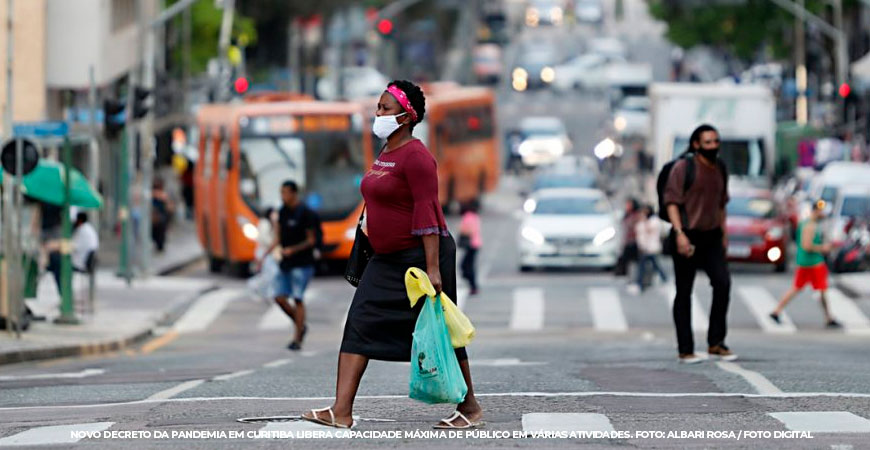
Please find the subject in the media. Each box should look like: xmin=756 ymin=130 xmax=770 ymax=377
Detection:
xmin=170 ymin=0 xmax=258 ymax=74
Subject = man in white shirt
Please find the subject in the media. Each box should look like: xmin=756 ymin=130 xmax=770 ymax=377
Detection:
xmin=72 ymin=212 xmax=99 ymax=271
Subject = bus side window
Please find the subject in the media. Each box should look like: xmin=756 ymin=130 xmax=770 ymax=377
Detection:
xmin=218 ymin=128 xmax=230 ymax=179
xmin=203 ymin=127 xmax=213 ymax=178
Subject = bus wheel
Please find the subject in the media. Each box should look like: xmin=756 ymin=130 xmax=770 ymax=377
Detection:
xmin=208 ymin=256 xmax=225 ymax=273
xmin=230 ymin=261 xmax=252 ymax=278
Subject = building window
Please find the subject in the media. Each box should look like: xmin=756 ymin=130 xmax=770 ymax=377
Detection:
xmin=111 ymin=0 xmax=136 ymax=31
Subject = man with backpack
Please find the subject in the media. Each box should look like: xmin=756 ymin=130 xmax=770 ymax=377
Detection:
xmin=659 ymin=124 xmax=736 ymax=364
xmin=259 ymin=180 xmax=321 ymax=351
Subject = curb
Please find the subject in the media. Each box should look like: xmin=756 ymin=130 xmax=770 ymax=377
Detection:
xmin=156 ymin=253 xmax=205 ymax=276
xmin=0 ymin=284 xmax=218 ymax=366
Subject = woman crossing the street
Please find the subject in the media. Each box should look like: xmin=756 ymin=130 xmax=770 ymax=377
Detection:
xmin=301 ymin=80 xmax=484 ymax=429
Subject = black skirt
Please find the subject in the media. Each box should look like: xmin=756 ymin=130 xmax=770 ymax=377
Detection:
xmin=340 ymin=234 xmax=468 ymax=362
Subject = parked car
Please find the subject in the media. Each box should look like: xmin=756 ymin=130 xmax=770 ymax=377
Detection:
xmin=516 ymin=116 xmax=572 ymax=167
xmin=525 ymin=0 xmax=565 ymax=27
xmin=725 ymin=188 xmax=789 ymax=272
xmin=512 ymin=44 xmax=561 ymax=91
xmin=518 ymin=188 xmax=620 ymax=271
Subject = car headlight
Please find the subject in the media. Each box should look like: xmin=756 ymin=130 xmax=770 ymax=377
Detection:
xmin=523 ymin=199 xmax=537 ymax=213
xmin=521 ymin=226 xmax=545 ymax=246
xmin=242 ymin=223 xmax=259 ymax=241
xmin=767 ymin=247 xmax=782 ymax=262
xmin=593 ymin=227 xmax=616 ymax=246
xmin=540 ymin=66 xmax=555 ymax=83
xmin=512 ymin=77 xmax=528 ymax=92
xmin=550 ymin=7 xmax=563 ymax=23
xmin=766 ymin=226 xmax=783 ymax=240
xmin=613 ymin=116 xmax=627 ymax=131
xmin=513 ymin=67 xmax=528 ymax=80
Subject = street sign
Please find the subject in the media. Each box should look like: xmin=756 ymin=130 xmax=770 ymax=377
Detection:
xmin=13 ymin=121 xmax=69 ymax=138
xmin=0 ymin=138 xmax=39 ymax=176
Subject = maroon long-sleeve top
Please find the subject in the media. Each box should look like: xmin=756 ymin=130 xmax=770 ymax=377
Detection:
xmin=361 ymin=139 xmax=449 ymax=254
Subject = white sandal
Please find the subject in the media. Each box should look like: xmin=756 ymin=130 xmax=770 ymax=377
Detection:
xmin=302 ymin=406 xmax=356 ymax=429
xmin=433 ymin=410 xmax=484 ymax=429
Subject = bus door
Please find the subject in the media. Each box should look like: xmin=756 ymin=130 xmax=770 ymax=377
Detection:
xmin=208 ymin=128 xmax=225 ymax=258
xmin=216 ymin=126 xmax=232 ymax=260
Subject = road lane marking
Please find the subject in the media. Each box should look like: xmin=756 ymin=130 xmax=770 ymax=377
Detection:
xmin=664 ymin=285 xmax=708 ymax=333
xmin=769 ymin=412 xmax=870 ymax=433
xmin=212 ymin=370 xmax=255 ymax=382
xmin=589 ymin=287 xmax=628 ymax=332
xmin=825 ymin=289 xmax=870 ymax=335
xmin=5 ymin=391 xmax=870 ymax=412
xmin=0 ymin=422 xmax=114 ymax=446
xmin=173 ymin=289 xmax=243 ymax=334
xmin=146 ymin=379 xmax=205 ymax=401
xmin=140 ymin=329 xmax=179 ymax=355
xmin=715 ymin=361 xmax=783 ymax=395
xmin=399 ymin=358 xmax=546 ymax=367
xmin=0 ymin=368 xmax=105 ymax=381
xmin=510 ymin=287 xmax=544 ymax=331
xmin=257 ymin=305 xmax=289 ymax=331
xmin=262 ymin=359 xmax=293 ymax=368
xmin=457 ymin=285 xmax=470 ymax=312
xmin=522 ymin=413 xmax=616 ymax=433
xmin=737 ymin=286 xmax=796 ymax=334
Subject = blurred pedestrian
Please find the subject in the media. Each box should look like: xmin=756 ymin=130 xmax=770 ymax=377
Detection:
xmin=71 ymin=212 xmax=99 ymax=272
xmin=631 ymin=204 xmax=667 ymax=293
xmin=302 ymin=80 xmax=482 ymax=430
xmin=770 ymin=200 xmax=841 ymax=328
xmin=459 ymin=199 xmax=482 ymax=295
xmin=615 ymin=198 xmax=640 ymax=277
xmin=260 ymin=181 xmax=318 ymax=350
xmin=250 ymin=207 xmax=279 ymax=301
xmin=151 ymin=177 xmax=174 ymax=252
xmin=664 ymin=124 xmax=735 ymax=364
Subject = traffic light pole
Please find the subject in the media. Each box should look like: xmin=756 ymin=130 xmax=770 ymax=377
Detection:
xmin=56 ymin=137 xmax=78 ymax=324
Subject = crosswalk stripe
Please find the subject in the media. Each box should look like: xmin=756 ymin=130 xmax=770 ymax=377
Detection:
xmin=0 ymin=422 xmax=114 ymax=446
xmin=737 ymin=286 xmax=796 ymax=334
xmin=825 ymin=289 xmax=870 ymax=335
xmin=522 ymin=413 xmax=616 ymax=433
xmin=257 ymin=305 xmax=289 ymax=331
xmin=510 ymin=287 xmax=544 ymax=331
xmin=457 ymin=285 xmax=470 ymax=312
xmin=769 ymin=411 xmax=870 ymax=433
xmin=664 ymin=286 xmax=708 ymax=333
xmin=173 ymin=289 xmax=243 ymax=334
xmin=588 ymin=287 xmax=628 ymax=332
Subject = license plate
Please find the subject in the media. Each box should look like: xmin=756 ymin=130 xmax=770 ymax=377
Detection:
xmin=727 ymin=244 xmax=751 ymax=258
xmin=557 ymin=247 xmax=585 ymax=256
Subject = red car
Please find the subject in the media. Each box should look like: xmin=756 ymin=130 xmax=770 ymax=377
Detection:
xmin=725 ymin=189 xmax=789 ymax=272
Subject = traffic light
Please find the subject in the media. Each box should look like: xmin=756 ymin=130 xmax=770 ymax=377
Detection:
xmin=234 ymin=76 xmax=249 ymax=95
xmin=838 ymin=83 xmax=851 ymax=99
xmin=376 ymin=18 xmax=394 ymax=37
xmin=103 ymin=98 xmax=125 ymax=139
xmin=133 ymin=86 xmax=151 ymax=119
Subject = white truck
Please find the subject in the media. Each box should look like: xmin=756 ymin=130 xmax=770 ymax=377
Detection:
xmin=649 ymin=82 xmax=776 ymax=183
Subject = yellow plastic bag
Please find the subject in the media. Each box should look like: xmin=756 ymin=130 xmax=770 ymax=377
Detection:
xmin=405 ymin=267 xmax=476 ymax=348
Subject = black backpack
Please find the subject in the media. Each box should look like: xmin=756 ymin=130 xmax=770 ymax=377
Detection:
xmin=656 ymin=151 xmax=728 ymax=223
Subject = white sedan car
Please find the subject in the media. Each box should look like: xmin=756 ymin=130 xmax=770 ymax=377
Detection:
xmin=518 ymin=188 xmax=621 ymax=271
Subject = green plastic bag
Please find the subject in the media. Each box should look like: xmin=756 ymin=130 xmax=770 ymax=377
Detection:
xmin=409 ymin=295 xmax=468 ymax=404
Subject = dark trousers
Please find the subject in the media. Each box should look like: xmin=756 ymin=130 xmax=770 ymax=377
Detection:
xmin=461 ymin=247 xmax=478 ymax=291
xmin=636 ymin=253 xmax=667 ymax=289
xmin=615 ymin=242 xmax=638 ymax=276
xmin=671 ymin=228 xmax=731 ymax=355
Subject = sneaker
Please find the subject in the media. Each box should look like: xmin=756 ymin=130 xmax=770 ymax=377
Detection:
xmin=626 ymin=284 xmax=641 ymax=295
xmin=287 ymin=341 xmax=302 ymax=351
xmin=826 ymin=320 xmax=843 ymax=329
xmin=769 ymin=313 xmax=781 ymax=324
xmin=708 ymin=344 xmax=738 ymax=361
xmin=678 ymin=353 xmax=705 ymax=364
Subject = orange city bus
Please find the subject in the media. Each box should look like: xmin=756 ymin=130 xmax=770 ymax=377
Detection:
xmin=359 ymin=83 xmax=500 ymax=210
xmin=194 ymin=100 xmax=373 ymax=274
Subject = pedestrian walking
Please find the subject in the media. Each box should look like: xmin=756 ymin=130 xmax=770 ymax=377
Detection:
xmin=151 ymin=177 xmax=174 ymax=252
xmin=249 ymin=208 xmax=279 ymax=301
xmin=631 ymin=204 xmax=667 ymax=293
xmin=615 ymin=198 xmax=640 ymax=276
xmin=459 ymin=200 xmax=482 ymax=295
xmin=260 ymin=181 xmax=318 ymax=350
xmin=770 ymin=200 xmax=842 ymax=329
xmin=663 ymin=124 xmax=736 ymax=364
xmin=302 ymin=80 xmax=483 ymax=430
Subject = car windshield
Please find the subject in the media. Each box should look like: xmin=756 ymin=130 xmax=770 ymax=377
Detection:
xmin=840 ymin=196 xmax=870 ymax=218
xmin=238 ymin=132 xmax=366 ymax=221
xmin=727 ymin=197 xmax=776 ymax=219
xmin=534 ymin=175 xmax=596 ymax=190
xmin=522 ymin=120 xmax=565 ymax=137
xmin=821 ymin=186 xmax=838 ymax=203
xmin=534 ymin=196 xmax=610 ymax=215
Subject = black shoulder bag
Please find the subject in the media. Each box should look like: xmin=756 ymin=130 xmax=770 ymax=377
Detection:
xmin=344 ymin=208 xmax=374 ymax=287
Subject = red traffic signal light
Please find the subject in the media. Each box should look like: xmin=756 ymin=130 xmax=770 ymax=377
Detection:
xmin=377 ymin=18 xmax=394 ymax=35
xmin=234 ymin=77 xmax=249 ymax=94
xmin=838 ymin=83 xmax=851 ymax=98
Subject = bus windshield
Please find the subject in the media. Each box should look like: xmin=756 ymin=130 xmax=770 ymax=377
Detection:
xmin=239 ymin=132 xmax=366 ymax=221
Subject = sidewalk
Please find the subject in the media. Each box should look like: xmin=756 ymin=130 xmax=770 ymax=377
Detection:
xmin=0 ymin=222 xmax=211 ymax=366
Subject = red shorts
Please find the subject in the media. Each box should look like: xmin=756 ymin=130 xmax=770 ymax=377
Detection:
xmin=793 ymin=264 xmax=828 ymax=291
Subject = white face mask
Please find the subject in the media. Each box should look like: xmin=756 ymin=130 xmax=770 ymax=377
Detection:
xmin=372 ymin=113 xmax=407 ymax=140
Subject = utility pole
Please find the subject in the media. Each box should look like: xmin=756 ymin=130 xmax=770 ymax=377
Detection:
xmin=88 ymin=65 xmax=100 ymax=233
xmin=1 ymin=0 xmax=16 ymax=337
xmin=138 ymin=0 xmax=154 ymax=277
xmin=795 ymin=0 xmax=808 ymax=125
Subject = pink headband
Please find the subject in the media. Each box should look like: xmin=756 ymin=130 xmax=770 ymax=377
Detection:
xmin=386 ymin=85 xmax=418 ymax=122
